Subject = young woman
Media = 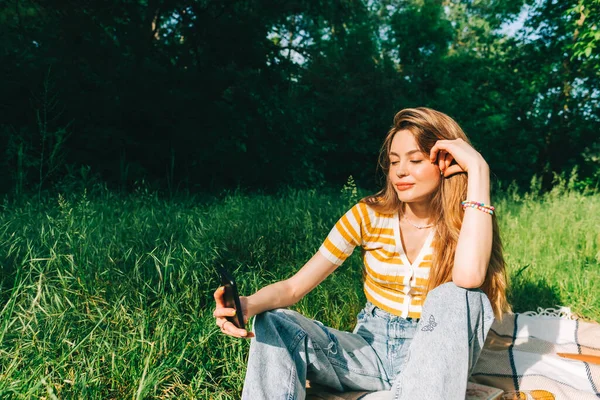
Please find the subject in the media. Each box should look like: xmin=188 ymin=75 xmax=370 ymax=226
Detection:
xmin=213 ymin=107 xmax=510 ymax=399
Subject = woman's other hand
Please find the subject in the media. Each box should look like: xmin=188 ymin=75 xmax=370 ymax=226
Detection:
xmin=429 ymin=138 xmax=488 ymax=178
xmin=213 ymin=286 xmax=254 ymax=339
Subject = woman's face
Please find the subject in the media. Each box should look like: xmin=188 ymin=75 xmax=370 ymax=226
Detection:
xmin=388 ymin=129 xmax=442 ymax=204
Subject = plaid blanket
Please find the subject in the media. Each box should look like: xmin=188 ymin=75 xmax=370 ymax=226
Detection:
xmin=470 ymin=309 xmax=600 ymax=399
xmin=308 ymin=309 xmax=600 ymax=400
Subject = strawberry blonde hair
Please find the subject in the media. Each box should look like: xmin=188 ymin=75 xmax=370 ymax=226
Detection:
xmin=363 ymin=107 xmax=510 ymax=318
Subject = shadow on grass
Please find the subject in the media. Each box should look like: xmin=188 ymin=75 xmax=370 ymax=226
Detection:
xmin=508 ymin=270 xmax=563 ymax=313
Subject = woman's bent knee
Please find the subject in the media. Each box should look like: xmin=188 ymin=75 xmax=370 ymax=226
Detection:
xmin=425 ymin=282 xmax=490 ymax=313
xmin=427 ymin=282 xmax=467 ymax=301
xmin=253 ymin=309 xmax=307 ymax=338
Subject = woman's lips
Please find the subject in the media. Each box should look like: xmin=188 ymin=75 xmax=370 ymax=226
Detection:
xmin=395 ymin=183 xmax=414 ymax=191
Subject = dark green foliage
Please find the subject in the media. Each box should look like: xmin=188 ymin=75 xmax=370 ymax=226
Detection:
xmin=1 ymin=0 xmax=599 ymax=195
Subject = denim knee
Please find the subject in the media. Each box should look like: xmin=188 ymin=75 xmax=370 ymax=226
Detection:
xmin=425 ymin=282 xmax=491 ymax=313
xmin=253 ymin=309 xmax=308 ymax=350
xmin=426 ymin=281 xmax=468 ymax=301
xmin=254 ymin=308 xmax=293 ymax=330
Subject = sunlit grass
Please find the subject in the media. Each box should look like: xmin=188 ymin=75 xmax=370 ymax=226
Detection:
xmin=0 ymin=182 xmax=598 ymax=398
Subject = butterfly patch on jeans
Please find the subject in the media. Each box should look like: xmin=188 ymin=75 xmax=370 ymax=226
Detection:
xmin=420 ymin=314 xmax=437 ymax=332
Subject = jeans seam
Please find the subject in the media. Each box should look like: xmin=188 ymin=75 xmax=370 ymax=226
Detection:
xmin=392 ymin=343 xmax=411 ymax=400
xmin=287 ymin=331 xmax=307 ymax=400
xmin=286 ymin=329 xmax=308 ymax=353
xmin=286 ymin=361 xmax=296 ymax=400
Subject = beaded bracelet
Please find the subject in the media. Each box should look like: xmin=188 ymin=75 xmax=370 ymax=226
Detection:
xmin=461 ymin=201 xmax=495 ymax=215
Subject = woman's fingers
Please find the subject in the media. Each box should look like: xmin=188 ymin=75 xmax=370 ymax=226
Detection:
xmin=443 ymin=164 xmax=464 ymax=177
xmin=430 ymin=138 xmax=487 ymax=174
xmin=214 ymin=307 xmax=237 ymax=318
xmin=430 ymin=146 xmax=440 ymax=164
xmin=437 ymin=150 xmax=445 ymax=171
xmin=444 ymin=152 xmax=452 ymax=170
xmin=226 ymin=321 xmax=253 ymax=338
xmin=431 ymin=144 xmax=453 ymax=174
xmin=432 ymin=141 xmax=464 ymax=177
xmin=216 ymin=317 xmax=254 ymax=338
xmin=213 ymin=286 xmax=226 ymax=307
xmin=214 ymin=308 xmax=254 ymax=338
xmin=434 ymin=149 xmax=454 ymax=174
xmin=430 ymin=140 xmax=448 ymax=163
xmin=431 ymin=140 xmax=466 ymax=174
xmin=214 ymin=289 xmax=253 ymax=338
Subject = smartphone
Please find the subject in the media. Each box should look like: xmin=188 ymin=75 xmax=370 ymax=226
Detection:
xmin=217 ymin=266 xmax=245 ymax=330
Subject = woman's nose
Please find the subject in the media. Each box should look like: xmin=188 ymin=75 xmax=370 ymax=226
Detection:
xmin=395 ymin=165 xmax=407 ymax=177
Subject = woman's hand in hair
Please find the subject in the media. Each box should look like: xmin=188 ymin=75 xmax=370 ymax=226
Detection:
xmin=429 ymin=138 xmax=488 ymax=178
xmin=213 ymin=287 xmax=255 ymax=339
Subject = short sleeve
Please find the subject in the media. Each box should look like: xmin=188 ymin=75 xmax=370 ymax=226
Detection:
xmin=318 ymin=203 xmax=364 ymax=265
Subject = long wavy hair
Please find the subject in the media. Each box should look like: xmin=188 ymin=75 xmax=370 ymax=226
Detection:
xmin=363 ymin=107 xmax=510 ymax=318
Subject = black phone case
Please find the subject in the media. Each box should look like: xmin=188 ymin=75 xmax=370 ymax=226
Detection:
xmin=218 ymin=266 xmax=245 ymax=330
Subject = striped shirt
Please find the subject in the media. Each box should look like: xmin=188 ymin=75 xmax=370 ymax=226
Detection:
xmin=319 ymin=202 xmax=434 ymax=319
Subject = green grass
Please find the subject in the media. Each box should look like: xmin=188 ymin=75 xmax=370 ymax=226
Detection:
xmin=0 ymin=183 xmax=598 ymax=398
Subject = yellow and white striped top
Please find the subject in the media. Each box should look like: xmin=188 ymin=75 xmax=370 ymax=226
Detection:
xmin=319 ymin=202 xmax=434 ymax=319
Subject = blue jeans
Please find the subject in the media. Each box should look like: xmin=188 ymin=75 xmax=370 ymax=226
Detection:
xmin=241 ymin=282 xmax=494 ymax=400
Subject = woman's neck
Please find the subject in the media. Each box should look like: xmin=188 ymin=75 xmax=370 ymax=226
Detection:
xmin=403 ymin=202 xmax=434 ymax=224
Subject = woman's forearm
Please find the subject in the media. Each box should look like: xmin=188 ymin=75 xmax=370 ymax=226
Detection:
xmin=453 ymin=164 xmax=493 ymax=288
xmin=245 ymin=252 xmax=339 ymax=318
xmin=245 ymin=279 xmax=299 ymax=318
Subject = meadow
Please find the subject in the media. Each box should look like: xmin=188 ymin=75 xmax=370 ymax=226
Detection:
xmin=0 ymin=179 xmax=598 ymax=399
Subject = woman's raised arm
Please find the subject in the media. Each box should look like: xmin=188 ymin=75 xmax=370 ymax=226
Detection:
xmin=453 ymin=162 xmax=492 ymax=288
xmin=430 ymin=139 xmax=492 ymax=288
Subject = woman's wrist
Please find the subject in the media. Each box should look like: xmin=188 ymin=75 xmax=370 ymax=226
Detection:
xmin=466 ymin=157 xmax=489 ymax=175
xmin=244 ymin=295 xmax=259 ymax=319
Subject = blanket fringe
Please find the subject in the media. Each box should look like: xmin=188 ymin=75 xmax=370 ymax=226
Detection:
xmin=521 ymin=306 xmax=578 ymax=320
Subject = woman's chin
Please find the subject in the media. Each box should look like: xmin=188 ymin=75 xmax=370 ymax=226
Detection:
xmin=395 ymin=191 xmax=414 ymax=202
xmin=396 ymin=192 xmax=432 ymax=205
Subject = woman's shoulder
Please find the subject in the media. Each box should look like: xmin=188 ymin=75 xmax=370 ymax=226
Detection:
xmin=352 ymin=199 xmax=396 ymax=220
xmin=361 ymin=197 xmax=396 ymax=215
